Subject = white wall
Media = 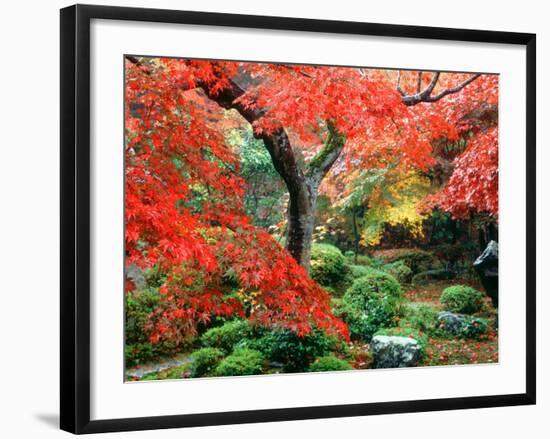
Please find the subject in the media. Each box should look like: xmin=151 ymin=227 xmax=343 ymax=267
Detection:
xmin=0 ymin=0 xmax=546 ymax=437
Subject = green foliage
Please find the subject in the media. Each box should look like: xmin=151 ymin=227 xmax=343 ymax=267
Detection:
xmin=382 ymin=260 xmax=413 ymax=284
xmin=228 ymin=127 xmax=286 ymax=229
xmin=440 ymin=285 xmax=485 ymax=314
xmin=214 ymin=348 xmax=265 ymax=377
xmin=411 ymin=268 xmax=455 ymax=285
xmin=189 ymin=348 xmax=225 ymax=378
xmin=343 ymin=271 xmax=402 ymax=309
xmin=343 ymin=250 xmax=355 ymax=258
xmin=347 ymin=264 xmax=371 ymax=279
xmin=382 ymin=248 xmax=438 ymax=274
xmin=400 ymin=303 xmax=439 ymax=333
xmin=252 ymin=329 xmax=338 ymax=373
xmin=139 ymin=363 xmax=192 ymax=381
xmin=200 ymin=320 xmax=252 ymax=354
xmin=459 ymin=317 xmax=489 ymax=339
xmin=308 ymin=355 xmax=352 ymax=372
xmin=125 ymin=288 xmax=176 ymax=366
xmin=335 ymin=272 xmax=402 ymax=341
xmin=310 ymin=243 xmax=347 ymax=287
xmin=374 ymin=327 xmax=428 ymax=359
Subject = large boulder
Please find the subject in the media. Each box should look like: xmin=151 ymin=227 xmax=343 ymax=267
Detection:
xmin=473 ymin=241 xmax=498 ymax=307
xmin=437 ymin=311 xmax=466 ymax=335
xmin=370 ymin=335 xmax=421 ymax=368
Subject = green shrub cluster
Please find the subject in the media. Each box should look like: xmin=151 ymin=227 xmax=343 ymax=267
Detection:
xmin=251 ymin=328 xmax=338 ymax=372
xmin=382 ymin=261 xmax=413 ymax=284
xmin=200 ymin=320 xmax=252 ymax=354
xmin=335 ymin=272 xmax=402 ymax=341
xmin=459 ymin=317 xmax=489 ymax=339
xmin=400 ymin=303 xmax=439 ymax=333
xmin=440 ymin=285 xmax=485 ymax=314
xmin=189 ymin=347 xmax=225 ymax=378
xmin=347 ymin=264 xmax=371 ymax=279
xmin=310 ymin=243 xmax=347 ymax=286
xmin=214 ymin=348 xmax=265 ymax=377
xmin=308 ymin=355 xmax=352 ymax=372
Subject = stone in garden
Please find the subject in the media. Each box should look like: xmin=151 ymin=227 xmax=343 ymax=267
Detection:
xmin=437 ymin=311 xmax=466 ymax=335
xmin=370 ymin=335 xmax=421 ymax=368
xmin=473 ymin=240 xmax=498 ymax=307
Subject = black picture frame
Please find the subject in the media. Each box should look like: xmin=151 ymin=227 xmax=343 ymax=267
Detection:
xmin=60 ymin=4 xmax=536 ymax=434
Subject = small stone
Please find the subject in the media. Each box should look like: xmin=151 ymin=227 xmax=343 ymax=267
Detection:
xmin=370 ymin=335 xmax=421 ymax=369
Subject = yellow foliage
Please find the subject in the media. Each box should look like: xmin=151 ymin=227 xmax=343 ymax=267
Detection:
xmin=360 ymin=172 xmax=431 ymax=247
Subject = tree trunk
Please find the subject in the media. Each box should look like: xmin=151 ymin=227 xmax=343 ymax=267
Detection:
xmin=286 ymin=181 xmax=318 ymax=270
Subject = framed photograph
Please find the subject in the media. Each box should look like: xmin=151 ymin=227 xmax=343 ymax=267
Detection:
xmin=60 ymin=4 xmax=536 ymax=434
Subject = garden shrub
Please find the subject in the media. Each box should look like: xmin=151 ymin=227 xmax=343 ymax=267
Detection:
xmin=459 ymin=317 xmax=489 ymax=339
xmin=335 ymin=273 xmax=402 ymax=341
xmin=214 ymin=348 xmax=265 ymax=377
xmin=401 ymin=303 xmax=439 ymax=333
xmin=252 ymin=328 xmax=338 ymax=372
xmin=308 ymin=355 xmax=352 ymax=372
xmin=189 ymin=347 xmax=225 ymax=378
xmin=382 ymin=260 xmax=413 ymax=284
xmin=310 ymin=243 xmax=346 ymax=286
xmin=440 ymin=285 xmax=485 ymax=314
xmin=347 ymin=264 xmax=371 ymax=279
xmin=343 ymin=250 xmax=355 ymax=258
xmin=343 ymin=271 xmax=402 ymax=310
xmin=377 ymin=248 xmax=438 ymax=274
xmin=411 ymin=268 xmax=455 ymax=285
xmin=200 ymin=320 xmax=252 ymax=354
xmin=125 ymin=288 xmax=177 ymax=366
xmin=374 ymin=327 xmax=428 ymax=359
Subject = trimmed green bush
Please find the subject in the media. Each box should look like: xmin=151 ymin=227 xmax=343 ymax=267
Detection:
xmin=336 ymin=272 xmax=402 ymax=341
xmin=374 ymin=327 xmax=428 ymax=359
xmin=460 ymin=317 xmax=489 ymax=339
xmin=309 ymin=355 xmax=352 ymax=372
xmin=440 ymin=285 xmax=485 ymax=314
xmin=343 ymin=271 xmax=402 ymax=309
xmin=252 ymin=329 xmax=338 ymax=372
xmin=382 ymin=261 xmax=413 ymax=284
xmin=214 ymin=348 xmax=265 ymax=377
xmin=347 ymin=264 xmax=371 ymax=279
xmin=401 ymin=303 xmax=439 ymax=333
xmin=201 ymin=320 xmax=252 ymax=354
xmin=310 ymin=243 xmax=346 ymax=286
xmin=189 ymin=347 xmax=225 ymax=377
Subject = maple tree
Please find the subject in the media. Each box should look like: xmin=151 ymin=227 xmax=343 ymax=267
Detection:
xmin=125 ymin=57 xmax=498 ymax=343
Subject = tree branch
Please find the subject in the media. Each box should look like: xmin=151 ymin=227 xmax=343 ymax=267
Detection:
xmin=306 ymin=121 xmax=346 ymax=183
xmin=400 ymin=72 xmax=481 ymax=106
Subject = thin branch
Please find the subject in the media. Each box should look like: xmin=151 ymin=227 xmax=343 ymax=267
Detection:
xmin=417 ymin=71 xmax=423 ymax=93
xmin=400 ymin=72 xmax=482 ymax=106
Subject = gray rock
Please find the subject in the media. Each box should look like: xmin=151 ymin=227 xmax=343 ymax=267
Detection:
xmin=437 ymin=311 xmax=466 ymax=335
xmin=473 ymin=240 xmax=498 ymax=307
xmin=370 ymin=335 xmax=421 ymax=368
